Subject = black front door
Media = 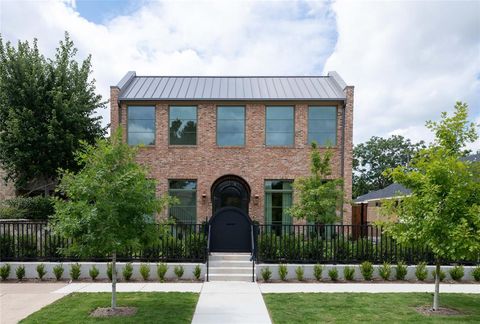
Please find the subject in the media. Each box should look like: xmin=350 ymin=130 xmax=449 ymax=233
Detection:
xmin=210 ymin=207 xmax=251 ymax=252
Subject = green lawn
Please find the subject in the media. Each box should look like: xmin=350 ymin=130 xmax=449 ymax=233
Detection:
xmin=20 ymin=292 xmax=199 ymax=324
xmin=263 ymin=293 xmax=480 ymax=323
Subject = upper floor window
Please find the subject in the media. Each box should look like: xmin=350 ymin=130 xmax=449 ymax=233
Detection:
xmin=169 ymin=106 xmax=197 ymax=145
xmin=168 ymin=179 xmax=197 ymax=224
xmin=308 ymin=106 xmax=337 ymax=146
xmin=266 ymin=106 xmax=294 ymax=146
xmin=127 ymin=106 xmax=155 ymax=145
xmin=217 ymin=106 xmax=245 ymax=146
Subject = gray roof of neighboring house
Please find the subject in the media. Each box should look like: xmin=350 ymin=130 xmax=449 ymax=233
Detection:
xmin=114 ymin=71 xmax=348 ymax=101
xmin=463 ymin=153 xmax=480 ymax=162
xmin=354 ymin=183 xmax=411 ymax=204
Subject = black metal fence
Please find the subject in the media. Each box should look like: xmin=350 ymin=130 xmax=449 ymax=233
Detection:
xmin=0 ymin=221 xmax=207 ymax=262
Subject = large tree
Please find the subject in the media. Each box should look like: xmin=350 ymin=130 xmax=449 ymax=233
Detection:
xmin=353 ymin=135 xmax=424 ymax=198
xmin=0 ymin=33 xmax=105 ymax=195
xmin=289 ymin=142 xmax=344 ymax=224
xmin=51 ymin=130 xmax=170 ymax=310
xmin=382 ymin=102 xmax=480 ymax=311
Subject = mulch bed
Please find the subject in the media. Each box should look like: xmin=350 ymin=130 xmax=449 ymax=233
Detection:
xmin=415 ymin=306 xmax=462 ymax=316
xmin=90 ymin=307 xmax=137 ymax=317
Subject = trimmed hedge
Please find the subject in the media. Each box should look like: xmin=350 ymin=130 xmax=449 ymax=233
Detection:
xmin=0 ymin=196 xmax=54 ymax=220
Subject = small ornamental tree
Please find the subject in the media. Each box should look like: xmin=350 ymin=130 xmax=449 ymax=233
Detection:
xmin=289 ymin=142 xmax=343 ymax=224
xmin=382 ymin=102 xmax=480 ymax=311
xmin=50 ymin=130 xmax=170 ymax=309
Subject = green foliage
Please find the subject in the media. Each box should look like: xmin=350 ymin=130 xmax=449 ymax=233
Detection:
xmin=36 ymin=263 xmax=47 ymax=280
xmin=353 ymin=135 xmax=424 ymax=198
xmin=122 ymin=263 xmax=133 ymax=281
xmin=50 ymin=130 xmax=170 ymax=261
xmin=278 ymin=264 xmax=288 ymax=281
xmin=89 ymin=265 xmax=99 ymax=280
xmin=0 ymin=196 xmax=53 ymax=219
xmin=193 ymin=265 xmax=201 ymax=280
xmin=16 ymin=265 xmax=25 ymax=280
xmin=328 ymin=267 xmax=338 ymax=281
xmin=295 ymin=266 xmax=304 ymax=281
xmin=313 ymin=264 xmax=323 ymax=281
xmin=106 ymin=263 xmax=113 ymax=281
xmin=157 ymin=263 xmax=168 ymax=282
xmin=415 ymin=262 xmax=428 ymax=281
xmin=473 ymin=266 xmax=480 ymax=282
xmin=140 ymin=263 xmax=150 ymax=281
xmin=395 ymin=261 xmax=408 ymax=280
xmin=382 ymin=102 xmax=480 ymax=264
xmin=53 ymin=264 xmax=64 ymax=280
xmin=0 ymin=33 xmax=106 ymax=191
xmin=174 ymin=265 xmax=184 ymax=279
xmin=69 ymin=263 xmax=81 ymax=280
xmin=360 ymin=261 xmax=374 ymax=280
xmin=449 ymin=265 xmax=464 ymax=281
xmin=288 ymin=142 xmax=343 ymax=224
xmin=343 ymin=266 xmax=355 ymax=281
xmin=432 ymin=268 xmax=446 ymax=282
xmin=261 ymin=267 xmax=272 ymax=282
xmin=0 ymin=263 xmax=11 ymax=280
xmin=378 ymin=262 xmax=392 ymax=281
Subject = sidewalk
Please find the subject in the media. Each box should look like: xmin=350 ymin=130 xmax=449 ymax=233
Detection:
xmin=192 ymin=282 xmax=271 ymax=324
xmin=53 ymin=282 xmax=203 ymax=294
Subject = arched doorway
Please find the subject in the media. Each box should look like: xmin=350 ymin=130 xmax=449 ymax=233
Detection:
xmin=209 ymin=175 xmax=251 ymax=252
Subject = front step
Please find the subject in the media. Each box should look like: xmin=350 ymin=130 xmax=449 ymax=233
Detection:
xmin=208 ymin=253 xmax=255 ymax=282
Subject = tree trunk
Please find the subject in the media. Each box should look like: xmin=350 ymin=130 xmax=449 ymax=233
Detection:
xmin=433 ymin=261 xmax=440 ymax=311
xmin=111 ymin=251 xmax=117 ymax=309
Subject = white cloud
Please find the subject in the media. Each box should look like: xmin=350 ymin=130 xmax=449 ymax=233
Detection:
xmin=324 ymin=0 xmax=480 ymax=150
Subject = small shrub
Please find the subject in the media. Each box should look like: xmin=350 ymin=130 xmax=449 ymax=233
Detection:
xmin=295 ymin=266 xmax=304 ymax=281
xmin=313 ymin=264 xmax=323 ymax=281
xmin=328 ymin=267 xmax=338 ymax=281
xmin=261 ymin=267 xmax=272 ymax=282
xmin=360 ymin=261 xmax=374 ymax=281
xmin=140 ymin=263 xmax=150 ymax=281
xmin=70 ymin=263 xmax=81 ymax=280
xmin=157 ymin=263 xmax=168 ymax=282
xmin=193 ymin=265 xmax=201 ymax=280
xmin=379 ymin=262 xmax=392 ymax=281
xmin=36 ymin=263 xmax=47 ymax=280
xmin=174 ymin=265 xmax=184 ymax=279
xmin=278 ymin=264 xmax=288 ymax=281
xmin=396 ymin=261 xmax=408 ymax=280
xmin=16 ymin=265 xmax=26 ymax=281
xmin=0 ymin=263 xmax=11 ymax=280
xmin=122 ymin=263 xmax=133 ymax=281
xmin=89 ymin=265 xmax=99 ymax=280
xmin=53 ymin=264 xmax=64 ymax=280
xmin=473 ymin=265 xmax=480 ymax=282
xmin=431 ymin=268 xmax=446 ymax=282
xmin=344 ymin=266 xmax=355 ymax=281
xmin=449 ymin=265 xmax=464 ymax=281
xmin=415 ymin=262 xmax=428 ymax=281
xmin=107 ymin=263 xmax=113 ymax=281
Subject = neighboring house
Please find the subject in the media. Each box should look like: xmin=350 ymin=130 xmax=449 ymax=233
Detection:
xmin=110 ymin=71 xmax=354 ymax=252
xmin=352 ymin=183 xmax=411 ymax=224
xmin=0 ymin=167 xmax=15 ymax=201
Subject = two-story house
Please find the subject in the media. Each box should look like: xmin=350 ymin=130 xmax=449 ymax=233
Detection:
xmin=110 ymin=72 xmax=353 ymax=252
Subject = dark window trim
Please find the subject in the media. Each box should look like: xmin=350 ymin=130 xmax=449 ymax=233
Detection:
xmin=168 ymin=179 xmax=197 ymax=224
xmin=126 ymin=105 xmax=156 ymax=146
xmin=168 ymin=105 xmax=198 ymax=146
xmin=307 ymin=105 xmax=338 ymax=147
xmin=265 ymin=105 xmax=295 ymax=147
xmin=216 ymin=105 xmax=246 ymax=147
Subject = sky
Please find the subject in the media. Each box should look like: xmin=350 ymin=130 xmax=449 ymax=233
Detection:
xmin=1 ymin=0 xmax=479 ymax=151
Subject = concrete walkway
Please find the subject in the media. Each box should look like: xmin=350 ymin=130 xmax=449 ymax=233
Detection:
xmin=53 ymin=282 xmax=203 ymax=294
xmin=259 ymin=282 xmax=480 ymax=294
xmin=192 ymin=282 xmax=271 ymax=324
xmin=0 ymin=283 xmax=68 ymax=324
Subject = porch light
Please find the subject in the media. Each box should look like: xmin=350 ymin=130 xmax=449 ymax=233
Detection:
xmin=254 ymin=194 xmax=259 ymax=205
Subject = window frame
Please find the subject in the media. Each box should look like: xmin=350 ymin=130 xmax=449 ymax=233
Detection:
xmin=168 ymin=105 xmax=198 ymax=146
xmin=126 ymin=105 xmax=156 ymax=146
xmin=264 ymin=179 xmax=294 ymax=234
xmin=307 ymin=105 xmax=338 ymax=147
xmin=168 ymin=179 xmax=197 ymax=224
xmin=265 ymin=105 xmax=295 ymax=147
xmin=216 ymin=105 xmax=246 ymax=147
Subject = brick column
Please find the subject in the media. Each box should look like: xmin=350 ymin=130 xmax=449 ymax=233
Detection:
xmin=110 ymin=86 xmax=120 ymax=134
xmin=343 ymin=86 xmax=354 ymax=224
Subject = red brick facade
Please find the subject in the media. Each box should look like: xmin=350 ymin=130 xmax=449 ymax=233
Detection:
xmin=110 ymin=86 xmax=354 ymax=224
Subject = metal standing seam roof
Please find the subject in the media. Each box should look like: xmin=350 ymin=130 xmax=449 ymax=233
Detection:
xmin=115 ymin=71 xmax=348 ymax=101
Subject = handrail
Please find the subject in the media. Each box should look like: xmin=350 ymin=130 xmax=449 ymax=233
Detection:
xmin=250 ymin=224 xmax=256 ymax=282
xmin=206 ymin=224 xmax=211 ymax=282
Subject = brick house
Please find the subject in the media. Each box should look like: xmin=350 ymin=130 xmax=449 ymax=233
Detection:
xmin=110 ymin=71 xmax=353 ymax=252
